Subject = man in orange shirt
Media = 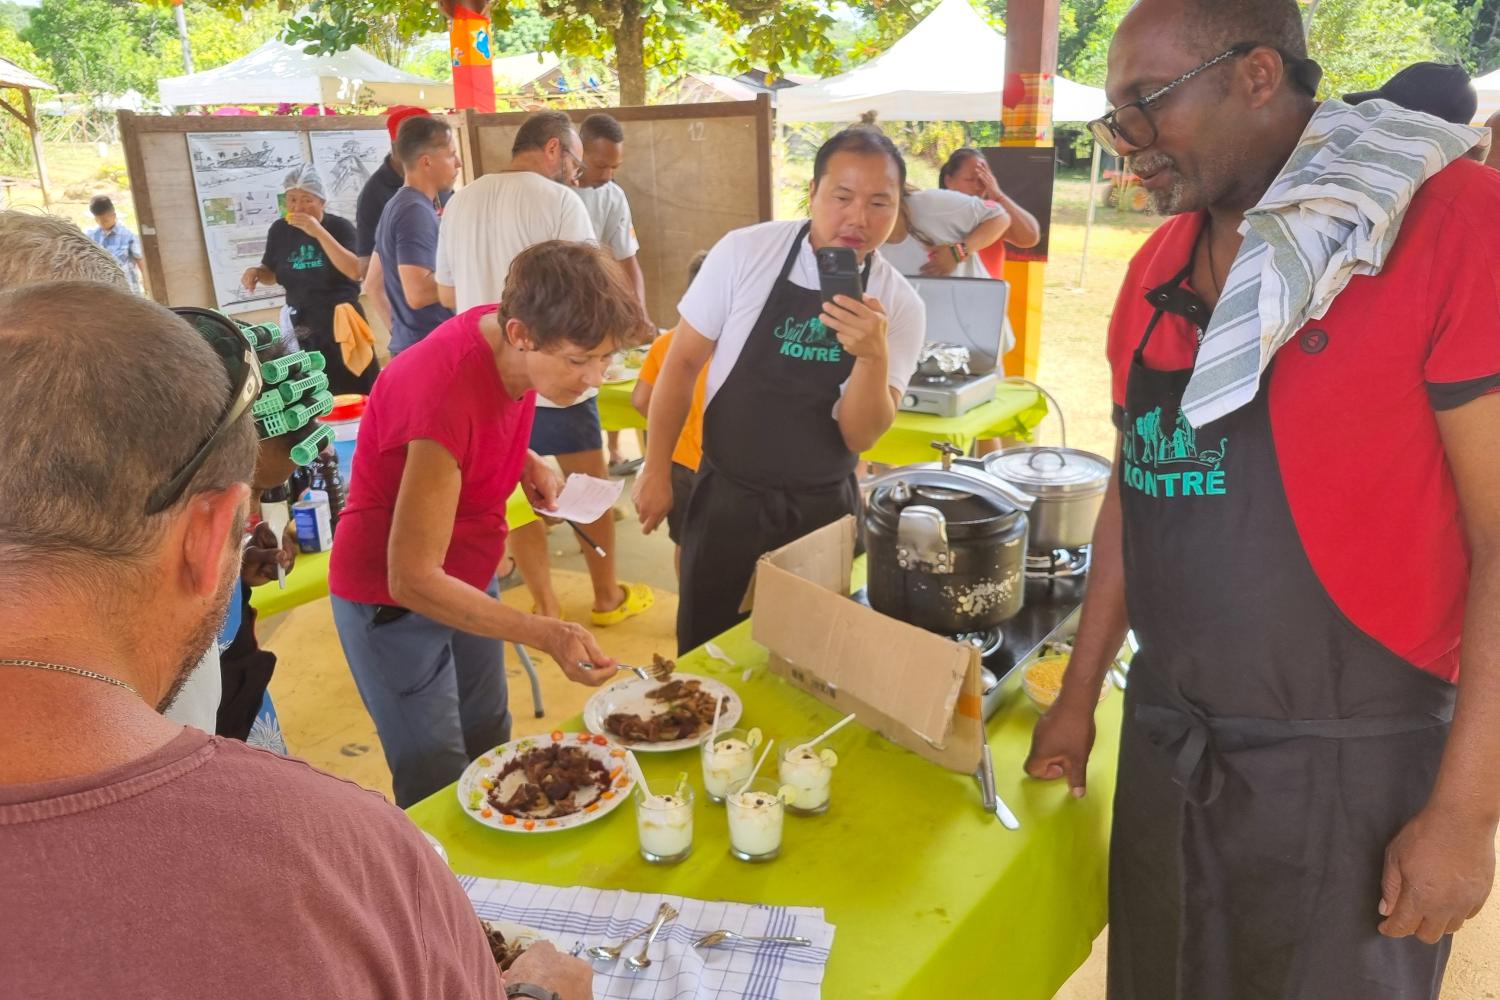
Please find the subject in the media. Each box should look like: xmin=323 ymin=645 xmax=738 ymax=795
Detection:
xmin=632 ymin=252 xmax=708 ymax=574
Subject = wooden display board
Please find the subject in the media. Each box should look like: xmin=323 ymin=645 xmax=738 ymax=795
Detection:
xmin=118 ymin=111 xmax=478 ymax=329
xmin=119 ymin=97 xmax=772 ymax=330
xmin=466 ymin=96 xmax=773 ymax=324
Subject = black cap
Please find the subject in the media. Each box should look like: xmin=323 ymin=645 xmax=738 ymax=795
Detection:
xmin=1345 ymin=62 xmax=1477 ymax=125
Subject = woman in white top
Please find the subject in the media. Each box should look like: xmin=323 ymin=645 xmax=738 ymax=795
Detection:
xmin=880 ymin=187 xmax=1014 ymax=279
xmin=633 ymin=125 xmax=926 ymax=652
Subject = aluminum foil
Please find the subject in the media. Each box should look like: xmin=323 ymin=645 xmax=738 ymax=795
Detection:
xmin=916 ymin=343 xmax=972 ymax=376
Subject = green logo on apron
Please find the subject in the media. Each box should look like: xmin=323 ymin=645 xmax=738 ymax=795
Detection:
xmin=288 ymin=244 xmax=325 ymax=271
xmin=1122 ymin=405 xmax=1228 ymax=498
xmin=774 ymin=316 xmax=843 ymax=363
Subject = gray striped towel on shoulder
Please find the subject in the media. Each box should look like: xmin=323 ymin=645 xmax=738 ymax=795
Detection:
xmin=1181 ymin=98 xmax=1487 ymax=428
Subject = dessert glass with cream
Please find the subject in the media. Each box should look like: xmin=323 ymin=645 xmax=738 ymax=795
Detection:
xmin=700 ymin=727 xmax=757 ymax=803
xmin=778 ymin=740 xmax=838 ymax=816
xmin=634 ymin=783 xmax=694 ymax=864
xmin=726 ymin=778 xmax=789 ymax=862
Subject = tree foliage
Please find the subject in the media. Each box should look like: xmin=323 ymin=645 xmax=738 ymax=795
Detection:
xmin=223 ymin=0 xmax=846 ymax=106
xmin=19 ymin=0 xmax=281 ymax=98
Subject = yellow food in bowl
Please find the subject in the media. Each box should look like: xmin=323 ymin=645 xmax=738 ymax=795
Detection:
xmin=1022 ymin=654 xmax=1109 ymax=711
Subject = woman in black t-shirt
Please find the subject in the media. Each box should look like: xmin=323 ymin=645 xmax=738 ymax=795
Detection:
xmin=242 ymin=164 xmax=379 ymax=394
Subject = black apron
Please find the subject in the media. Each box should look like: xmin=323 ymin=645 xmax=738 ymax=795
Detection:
xmin=1109 ymin=265 xmax=1457 ymax=1000
xmin=676 ymin=223 xmax=868 ymax=653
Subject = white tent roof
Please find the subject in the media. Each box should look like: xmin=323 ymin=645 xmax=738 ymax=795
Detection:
xmin=1473 ymin=67 xmax=1500 ymax=124
xmin=776 ymin=0 xmax=1106 ymax=123
xmin=159 ymin=39 xmax=452 ymax=109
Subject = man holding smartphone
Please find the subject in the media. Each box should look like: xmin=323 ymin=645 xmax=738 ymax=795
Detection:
xmin=633 ymin=125 xmax=926 ymax=652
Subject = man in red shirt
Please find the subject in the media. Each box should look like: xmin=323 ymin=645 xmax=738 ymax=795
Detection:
xmin=1024 ymin=1 xmax=1500 ymax=997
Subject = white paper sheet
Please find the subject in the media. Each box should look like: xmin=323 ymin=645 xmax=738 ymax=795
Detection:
xmin=536 ymin=474 xmax=624 ymax=524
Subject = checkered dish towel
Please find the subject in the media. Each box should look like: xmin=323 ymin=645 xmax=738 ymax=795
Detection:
xmin=1180 ymin=98 xmax=1487 ymax=428
xmin=461 ymin=877 xmax=836 ymax=1000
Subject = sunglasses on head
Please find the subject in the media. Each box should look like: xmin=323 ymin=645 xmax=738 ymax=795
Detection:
xmin=144 ymin=307 xmax=263 ymax=516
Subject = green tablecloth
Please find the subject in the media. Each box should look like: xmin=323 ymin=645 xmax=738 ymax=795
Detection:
xmin=406 ymin=622 xmax=1122 ymax=999
xmin=597 ymin=380 xmax=1049 ymax=466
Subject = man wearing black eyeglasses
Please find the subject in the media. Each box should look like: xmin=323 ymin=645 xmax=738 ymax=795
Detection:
xmin=1024 ymin=0 xmax=1500 ymax=997
xmin=0 ymin=284 xmax=534 ymax=997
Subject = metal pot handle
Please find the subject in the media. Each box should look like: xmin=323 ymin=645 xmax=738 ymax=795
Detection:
xmin=1001 ymin=376 xmax=1067 ymax=449
xmin=1025 ymin=448 xmax=1070 ymax=473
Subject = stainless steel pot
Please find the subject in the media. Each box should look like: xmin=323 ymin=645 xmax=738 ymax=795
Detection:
xmin=983 ymin=447 xmax=1111 ymax=552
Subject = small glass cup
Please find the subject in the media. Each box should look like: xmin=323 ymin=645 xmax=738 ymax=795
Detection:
xmin=778 ymin=739 xmax=835 ymax=816
xmin=725 ymin=778 xmax=787 ymax=863
xmin=700 ymin=727 xmax=756 ymax=804
xmin=634 ymin=783 xmax=694 ymax=864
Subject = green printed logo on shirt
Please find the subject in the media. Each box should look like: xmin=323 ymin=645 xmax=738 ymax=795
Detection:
xmin=1121 ymin=405 xmax=1229 ymax=498
xmin=287 ymin=244 xmax=325 ymax=271
xmin=774 ymin=315 xmax=843 ymax=363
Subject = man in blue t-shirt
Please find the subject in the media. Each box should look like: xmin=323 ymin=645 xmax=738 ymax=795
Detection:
xmin=369 ymin=116 xmax=460 ymax=354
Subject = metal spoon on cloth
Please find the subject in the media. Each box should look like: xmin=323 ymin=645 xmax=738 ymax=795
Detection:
xmin=625 ymin=904 xmax=679 ymax=971
xmin=584 ymin=902 xmax=676 ymax=962
xmin=692 ymin=930 xmax=813 ymax=949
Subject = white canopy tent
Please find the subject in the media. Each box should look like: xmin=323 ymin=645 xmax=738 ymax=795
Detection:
xmin=1473 ymin=67 xmax=1500 ymax=124
xmin=776 ymin=0 xmax=1106 ymax=124
xmin=159 ymin=40 xmax=452 ymax=109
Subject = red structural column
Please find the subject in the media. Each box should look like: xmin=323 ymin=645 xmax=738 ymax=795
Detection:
xmin=447 ymin=1 xmax=496 ymax=112
xmin=1000 ymin=0 xmax=1060 ymax=381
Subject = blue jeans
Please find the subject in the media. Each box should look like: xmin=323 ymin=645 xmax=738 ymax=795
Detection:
xmin=331 ymin=579 xmax=510 ymax=807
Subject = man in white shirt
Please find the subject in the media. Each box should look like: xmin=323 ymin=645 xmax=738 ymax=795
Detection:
xmin=574 ymin=112 xmax=648 ymax=476
xmin=436 ymin=111 xmax=653 ymax=629
xmin=632 ymin=125 xmax=926 ymax=652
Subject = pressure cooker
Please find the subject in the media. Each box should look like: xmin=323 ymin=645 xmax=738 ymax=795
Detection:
xmin=864 ymin=465 xmax=1031 ymax=635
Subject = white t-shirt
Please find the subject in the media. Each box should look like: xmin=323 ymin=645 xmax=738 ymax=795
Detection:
xmin=881 ymin=189 xmax=1007 ymax=280
xmin=678 ymin=219 xmax=925 ymax=409
xmin=435 ymin=170 xmax=598 ymax=407
xmin=576 ymin=183 xmax=639 ymax=261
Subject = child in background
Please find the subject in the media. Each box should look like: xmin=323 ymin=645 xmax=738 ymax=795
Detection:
xmin=85 ymin=195 xmax=146 ymax=295
xmin=632 ymin=251 xmax=709 ymax=576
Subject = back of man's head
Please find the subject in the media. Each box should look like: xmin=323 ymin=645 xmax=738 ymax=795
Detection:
xmin=0 ymin=211 xmax=128 ymax=291
xmin=580 ymin=113 xmax=625 ymax=146
xmin=396 ymin=115 xmax=453 ymax=169
xmin=0 ymin=284 xmax=257 ymax=589
xmin=513 ymin=110 xmax=576 ymax=156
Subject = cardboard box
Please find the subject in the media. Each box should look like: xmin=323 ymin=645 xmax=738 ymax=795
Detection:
xmin=751 ymin=515 xmax=985 ymax=774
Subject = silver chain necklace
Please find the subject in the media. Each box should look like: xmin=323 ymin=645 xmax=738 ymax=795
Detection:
xmin=0 ymin=658 xmax=140 ymax=697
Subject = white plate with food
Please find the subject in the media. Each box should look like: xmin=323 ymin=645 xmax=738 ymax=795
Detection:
xmin=603 ymin=368 xmax=636 ymax=384
xmin=584 ymin=673 xmax=743 ymax=753
xmin=457 ymin=732 xmax=634 ymax=832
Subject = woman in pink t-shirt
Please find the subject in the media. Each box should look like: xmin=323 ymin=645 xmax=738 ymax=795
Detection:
xmin=329 ymin=241 xmax=651 ymax=807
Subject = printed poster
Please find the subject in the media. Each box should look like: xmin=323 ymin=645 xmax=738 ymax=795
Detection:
xmin=309 ymin=129 xmax=390 ymax=224
xmin=187 ymin=131 xmax=306 ymax=315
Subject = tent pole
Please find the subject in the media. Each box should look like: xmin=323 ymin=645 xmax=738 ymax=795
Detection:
xmin=22 ymin=88 xmax=50 ymax=208
xmin=1077 ymin=138 xmax=1102 ymax=289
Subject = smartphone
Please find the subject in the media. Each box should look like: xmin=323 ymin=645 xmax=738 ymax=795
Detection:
xmin=816 ymin=246 xmax=863 ymax=307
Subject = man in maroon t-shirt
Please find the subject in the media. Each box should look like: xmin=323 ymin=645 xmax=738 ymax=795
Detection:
xmin=1023 ymin=1 xmax=1500 ymax=998
xmin=0 ymin=285 xmax=589 ymax=999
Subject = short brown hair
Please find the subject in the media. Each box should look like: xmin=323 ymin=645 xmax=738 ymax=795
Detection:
xmin=395 ymin=115 xmax=452 ymax=168
xmin=499 ymin=241 xmax=652 ymax=351
xmin=0 ymin=210 xmax=129 ymax=291
xmin=513 ymin=110 xmax=576 ymax=156
xmin=0 ymin=284 xmax=258 ymax=579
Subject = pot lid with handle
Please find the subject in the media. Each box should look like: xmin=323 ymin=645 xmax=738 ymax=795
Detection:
xmin=984 ymin=447 xmax=1112 ymax=497
xmin=867 ymin=467 xmax=1027 ymax=541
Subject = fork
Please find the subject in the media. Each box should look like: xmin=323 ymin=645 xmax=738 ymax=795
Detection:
xmin=582 ymin=660 xmax=674 ymax=683
xmin=692 ymin=929 xmax=813 ymax=949
xmin=584 ymin=902 xmax=676 ymax=962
